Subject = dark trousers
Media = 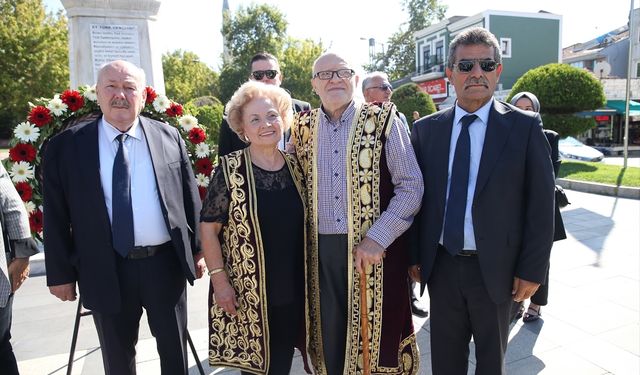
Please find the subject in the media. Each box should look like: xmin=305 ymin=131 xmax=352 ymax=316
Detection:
xmin=318 ymin=234 xmax=348 ymax=375
xmin=240 ymin=302 xmax=301 ymax=375
xmin=92 ymin=248 xmax=188 ymax=375
xmin=428 ymin=249 xmax=511 ymax=375
xmin=0 ymin=294 xmax=19 ymax=375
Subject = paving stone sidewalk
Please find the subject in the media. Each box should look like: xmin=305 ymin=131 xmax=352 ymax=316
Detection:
xmin=10 ymin=190 xmax=640 ymax=374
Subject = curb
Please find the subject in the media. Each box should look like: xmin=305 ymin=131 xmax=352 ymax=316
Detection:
xmin=557 ymin=178 xmax=640 ymax=200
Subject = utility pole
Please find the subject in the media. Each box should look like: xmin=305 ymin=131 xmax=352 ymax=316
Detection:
xmin=624 ymin=0 xmax=635 ymax=168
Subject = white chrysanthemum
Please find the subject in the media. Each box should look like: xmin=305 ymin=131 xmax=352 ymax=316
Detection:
xmin=178 ymin=115 xmax=198 ymax=132
xmin=24 ymin=201 xmax=36 ymax=214
xmin=195 ymin=143 xmax=210 ymax=158
xmin=9 ymin=161 xmax=34 ymax=183
xmin=153 ymin=95 xmax=171 ymax=113
xmin=14 ymin=122 xmax=40 ymax=143
xmin=196 ymin=173 xmax=210 ymax=187
xmin=83 ymin=85 xmax=97 ymax=101
xmin=47 ymin=95 xmax=68 ymax=116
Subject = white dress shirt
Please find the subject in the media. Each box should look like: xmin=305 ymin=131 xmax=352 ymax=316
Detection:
xmin=98 ymin=117 xmax=171 ymax=246
xmin=440 ymin=99 xmax=493 ymax=251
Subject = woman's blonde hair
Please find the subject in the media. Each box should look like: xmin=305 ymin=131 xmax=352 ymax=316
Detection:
xmin=225 ymin=81 xmax=293 ymax=142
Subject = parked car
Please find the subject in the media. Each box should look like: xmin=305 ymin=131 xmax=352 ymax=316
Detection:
xmin=558 ymin=136 xmax=604 ymax=162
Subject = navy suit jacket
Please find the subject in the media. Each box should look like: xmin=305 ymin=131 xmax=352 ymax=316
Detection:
xmin=410 ymin=99 xmax=555 ymax=303
xmin=43 ymin=116 xmax=201 ymax=313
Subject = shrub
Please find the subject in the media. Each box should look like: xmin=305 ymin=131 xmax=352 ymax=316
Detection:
xmin=184 ymin=96 xmax=224 ymax=151
xmin=391 ymin=83 xmax=437 ymax=126
xmin=508 ymin=63 xmax=606 ymax=137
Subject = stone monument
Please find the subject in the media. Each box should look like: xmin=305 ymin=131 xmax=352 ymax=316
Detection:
xmin=61 ymin=0 xmax=165 ymax=92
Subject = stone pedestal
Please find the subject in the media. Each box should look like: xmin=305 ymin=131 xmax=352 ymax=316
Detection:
xmin=61 ymin=0 xmax=165 ymax=92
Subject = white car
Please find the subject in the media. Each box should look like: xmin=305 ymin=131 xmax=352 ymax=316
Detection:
xmin=558 ymin=136 xmax=604 ymax=162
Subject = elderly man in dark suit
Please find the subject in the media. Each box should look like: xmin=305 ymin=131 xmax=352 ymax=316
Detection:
xmin=409 ymin=27 xmax=555 ymax=375
xmin=217 ymin=52 xmax=311 ymax=156
xmin=44 ymin=60 xmax=206 ymax=375
xmin=0 ymin=163 xmax=39 ymax=375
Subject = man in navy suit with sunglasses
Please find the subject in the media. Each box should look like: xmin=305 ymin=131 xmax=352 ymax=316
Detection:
xmin=217 ymin=52 xmax=311 ymax=156
xmin=409 ymin=27 xmax=555 ymax=374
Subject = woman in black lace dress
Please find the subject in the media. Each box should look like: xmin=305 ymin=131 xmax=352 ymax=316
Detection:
xmin=199 ymin=81 xmax=307 ymax=375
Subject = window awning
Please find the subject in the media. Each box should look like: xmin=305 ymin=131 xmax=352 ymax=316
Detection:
xmin=606 ymin=100 xmax=640 ymax=116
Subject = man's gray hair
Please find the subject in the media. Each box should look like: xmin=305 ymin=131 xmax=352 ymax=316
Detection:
xmin=97 ymin=60 xmax=147 ymax=86
xmin=361 ymin=71 xmax=389 ymax=94
xmin=447 ymin=27 xmax=502 ymax=68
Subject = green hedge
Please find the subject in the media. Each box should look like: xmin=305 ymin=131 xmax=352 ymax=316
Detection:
xmin=392 ymin=83 xmax=437 ymax=125
xmin=184 ymin=96 xmax=224 ymax=152
xmin=541 ymin=114 xmax=596 ymax=138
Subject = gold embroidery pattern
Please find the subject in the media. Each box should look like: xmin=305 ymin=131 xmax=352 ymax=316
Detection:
xmin=292 ymin=110 xmax=326 ymax=374
xmin=209 ymin=151 xmax=269 ymax=374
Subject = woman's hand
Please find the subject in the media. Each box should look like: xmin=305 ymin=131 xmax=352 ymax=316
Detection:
xmin=211 ymin=273 xmax=239 ymax=315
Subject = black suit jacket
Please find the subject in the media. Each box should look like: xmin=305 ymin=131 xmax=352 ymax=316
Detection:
xmin=43 ymin=117 xmax=201 ymax=313
xmin=410 ymin=100 xmax=555 ymax=303
xmin=217 ymin=98 xmax=311 ymax=157
xmin=544 ymin=129 xmax=567 ymax=241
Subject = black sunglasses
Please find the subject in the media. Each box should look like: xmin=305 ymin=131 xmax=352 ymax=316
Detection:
xmin=367 ymin=83 xmax=393 ymax=91
xmin=251 ymin=70 xmax=279 ymax=80
xmin=454 ymin=59 xmax=499 ymax=73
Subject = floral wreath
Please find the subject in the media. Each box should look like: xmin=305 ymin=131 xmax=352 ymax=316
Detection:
xmin=3 ymin=85 xmax=216 ymax=240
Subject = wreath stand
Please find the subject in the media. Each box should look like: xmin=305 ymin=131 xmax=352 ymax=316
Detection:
xmin=66 ymin=297 xmax=206 ymax=375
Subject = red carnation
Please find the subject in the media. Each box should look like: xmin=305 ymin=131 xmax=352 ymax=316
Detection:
xmin=198 ymin=186 xmax=207 ymax=201
xmin=195 ymin=158 xmax=213 ymax=176
xmin=29 ymin=209 xmax=43 ymax=233
xmin=188 ymin=127 xmax=206 ymax=144
xmin=15 ymin=182 xmax=33 ymax=202
xmin=166 ymin=102 xmax=184 ymax=117
xmin=9 ymin=143 xmax=37 ymax=163
xmin=28 ymin=106 xmax=52 ymax=127
xmin=60 ymin=89 xmax=85 ymax=112
xmin=145 ymin=86 xmax=157 ymax=105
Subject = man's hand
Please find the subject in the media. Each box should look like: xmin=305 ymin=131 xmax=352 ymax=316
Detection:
xmin=193 ymin=252 xmax=206 ymax=279
xmin=353 ymin=237 xmax=386 ymax=274
xmin=408 ymin=264 xmax=421 ymax=283
xmin=512 ymin=277 xmax=540 ymax=302
xmin=49 ymin=282 xmax=77 ymax=302
xmin=8 ymin=258 xmax=29 ymax=293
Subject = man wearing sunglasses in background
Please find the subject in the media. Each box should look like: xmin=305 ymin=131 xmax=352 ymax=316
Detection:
xmin=409 ymin=27 xmax=554 ymax=374
xmin=217 ymin=52 xmax=311 ymax=157
xmin=362 ymin=71 xmax=409 ymax=129
xmin=291 ymin=52 xmax=423 ymax=374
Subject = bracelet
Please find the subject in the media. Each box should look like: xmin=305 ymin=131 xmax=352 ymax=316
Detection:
xmin=207 ymin=267 xmax=225 ymax=276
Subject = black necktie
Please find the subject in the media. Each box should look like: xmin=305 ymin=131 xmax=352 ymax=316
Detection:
xmin=443 ymin=114 xmax=477 ymax=255
xmin=112 ymin=134 xmax=134 ymax=257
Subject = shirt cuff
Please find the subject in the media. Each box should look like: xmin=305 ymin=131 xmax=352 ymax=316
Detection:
xmin=11 ymin=238 xmax=40 ymax=258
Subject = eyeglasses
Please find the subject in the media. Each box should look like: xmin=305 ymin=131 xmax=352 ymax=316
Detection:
xmin=251 ymin=70 xmax=279 ymax=80
xmin=367 ymin=83 xmax=393 ymax=91
xmin=454 ymin=59 xmax=499 ymax=73
xmin=313 ymin=69 xmax=355 ymax=80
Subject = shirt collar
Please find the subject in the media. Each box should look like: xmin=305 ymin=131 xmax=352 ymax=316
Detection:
xmin=101 ymin=116 xmax=142 ymax=142
xmin=453 ymin=97 xmax=494 ymax=126
xmin=319 ymin=100 xmax=357 ymax=125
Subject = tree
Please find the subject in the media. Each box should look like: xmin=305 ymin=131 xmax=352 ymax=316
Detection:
xmin=162 ymin=50 xmax=219 ymax=104
xmin=183 ymin=96 xmax=224 ymax=152
xmin=281 ymin=38 xmax=323 ymax=107
xmin=218 ymin=3 xmax=288 ymax=103
xmin=392 ymin=83 xmax=436 ymax=126
xmin=369 ymin=0 xmax=446 ymax=80
xmin=508 ymin=63 xmax=606 ymax=137
xmin=0 ymin=0 xmax=69 ymax=137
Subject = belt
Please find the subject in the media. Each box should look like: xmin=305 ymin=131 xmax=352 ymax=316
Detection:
xmin=126 ymin=241 xmax=172 ymax=260
xmin=438 ymin=244 xmax=477 ymax=257
xmin=456 ymin=250 xmax=478 ymax=257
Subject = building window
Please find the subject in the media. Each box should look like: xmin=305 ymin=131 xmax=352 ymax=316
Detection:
xmin=500 ymin=38 xmax=512 ymax=58
xmin=435 ymin=41 xmax=444 ymax=64
xmin=636 ymin=62 xmax=640 ymax=78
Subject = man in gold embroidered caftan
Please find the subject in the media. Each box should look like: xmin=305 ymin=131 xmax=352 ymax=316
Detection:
xmin=291 ymin=52 xmax=424 ymax=375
